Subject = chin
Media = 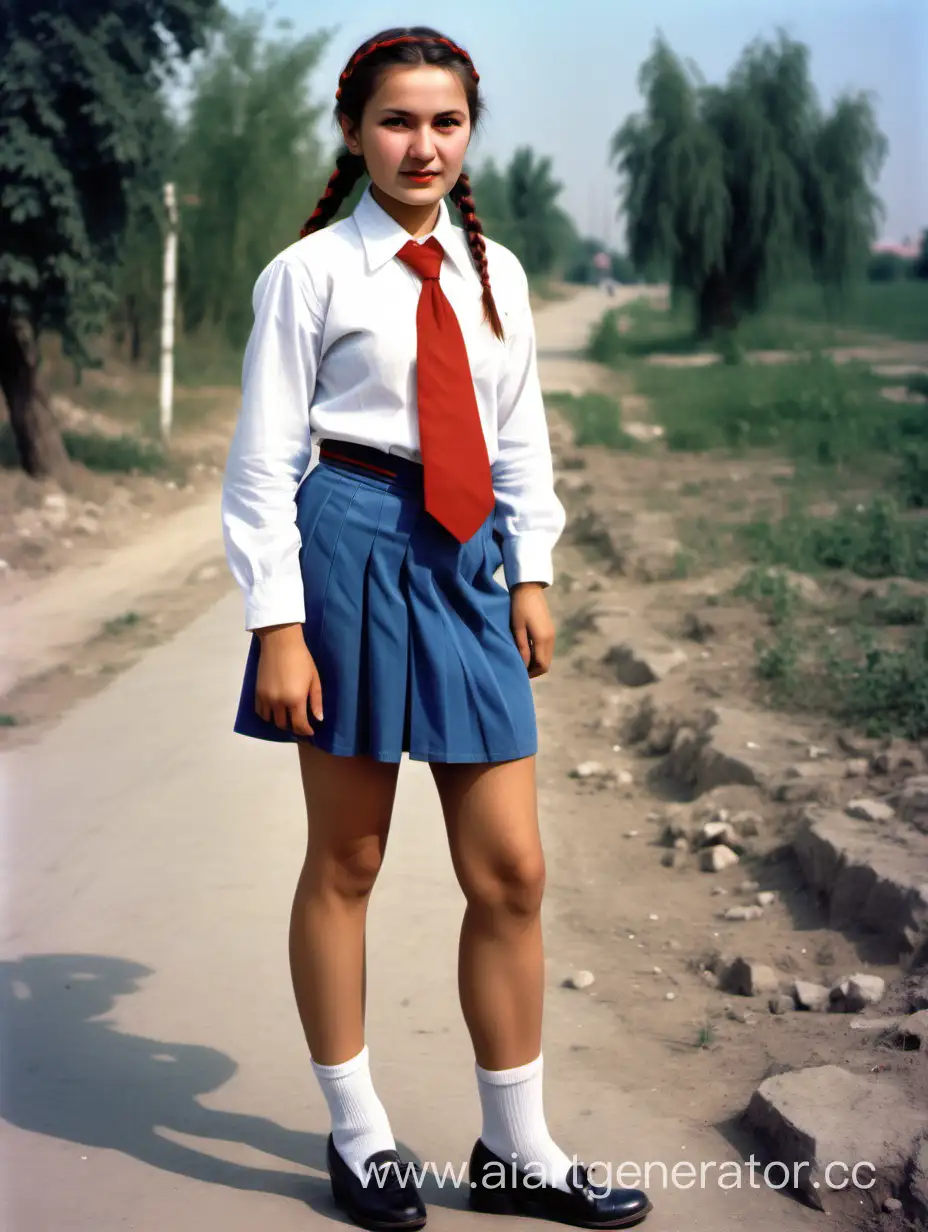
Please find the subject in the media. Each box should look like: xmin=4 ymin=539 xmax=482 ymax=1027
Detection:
xmin=393 ymin=178 xmax=448 ymax=203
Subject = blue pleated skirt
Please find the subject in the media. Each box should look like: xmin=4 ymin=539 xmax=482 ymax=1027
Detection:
xmin=233 ymin=450 xmax=537 ymax=763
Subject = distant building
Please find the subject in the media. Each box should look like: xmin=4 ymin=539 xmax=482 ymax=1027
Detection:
xmin=871 ymin=239 xmax=920 ymax=259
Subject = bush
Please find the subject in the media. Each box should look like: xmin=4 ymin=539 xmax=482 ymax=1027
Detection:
xmin=739 ymin=497 xmax=928 ymax=581
xmin=0 ymin=423 xmax=167 ymax=474
xmin=545 ymin=391 xmax=637 ymax=450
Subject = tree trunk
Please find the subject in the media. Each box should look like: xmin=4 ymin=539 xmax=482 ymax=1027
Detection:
xmin=696 ymin=272 xmax=738 ymax=337
xmin=0 ymin=313 xmax=72 ymax=483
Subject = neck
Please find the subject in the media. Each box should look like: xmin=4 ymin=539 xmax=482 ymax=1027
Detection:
xmin=370 ymin=184 xmax=441 ymax=238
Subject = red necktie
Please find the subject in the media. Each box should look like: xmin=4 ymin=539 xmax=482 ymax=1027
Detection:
xmin=396 ymin=237 xmax=494 ymax=542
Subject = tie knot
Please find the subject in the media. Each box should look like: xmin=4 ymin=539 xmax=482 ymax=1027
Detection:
xmin=396 ymin=236 xmax=444 ymax=281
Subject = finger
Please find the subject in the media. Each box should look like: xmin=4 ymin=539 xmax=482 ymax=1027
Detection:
xmin=288 ymin=698 xmax=314 ymax=738
xmin=308 ymin=672 xmax=324 ymax=724
xmin=255 ymin=693 xmax=271 ymax=723
xmin=272 ymin=702 xmax=290 ymax=730
xmin=512 ymin=621 xmax=531 ymax=669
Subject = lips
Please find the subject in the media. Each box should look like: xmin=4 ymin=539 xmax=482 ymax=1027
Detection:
xmin=402 ymin=171 xmax=439 ymax=182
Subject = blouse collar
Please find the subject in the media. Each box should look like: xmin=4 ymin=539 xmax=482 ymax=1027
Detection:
xmin=352 ymin=183 xmax=473 ymax=280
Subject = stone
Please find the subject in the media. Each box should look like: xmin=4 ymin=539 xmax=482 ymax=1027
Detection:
xmin=725 ymin=958 xmax=780 ymax=996
xmin=569 ymin=761 xmax=606 ymax=779
xmin=756 ymin=891 xmax=777 ymax=907
xmin=564 ymin=970 xmax=594 ymax=990
xmin=661 ymin=849 xmax=688 ymax=869
xmin=660 ymin=819 xmax=693 ymax=846
xmin=73 ymin=515 xmax=101 ymax=535
xmin=793 ymin=980 xmax=831 ymax=1012
xmin=723 ymin=905 xmax=764 ymax=921
xmin=745 ymin=1065 xmax=928 ymax=1212
xmin=772 ymin=777 xmax=842 ymax=807
xmin=792 ymin=807 xmax=928 ymax=970
xmin=616 ymin=769 xmax=634 ymax=786
xmin=873 ymin=740 xmax=925 ymax=776
xmin=731 ymin=810 xmax=763 ymax=837
xmin=769 ymin=994 xmax=795 ymax=1015
xmin=603 ymin=638 xmax=688 ymax=687
xmin=829 ymin=974 xmax=886 ymax=1013
xmin=846 ymin=798 xmax=895 ymax=824
xmin=844 ymin=759 xmax=870 ymax=778
xmin=696 ymin=820 xmax=739 ymax=849
xmin=700 ymin=969 xmax=720 ymax=989
xmin=701 ymin=845 xmax=740 ymax=872
xmin=710 ymin=886 xmax=728 ymax=896
xmin=895 ymin=1010 xmax=928 ymax=1049
xmin=883 ymin=1197 xmax=903 ymax=1213
xmin=839 ymin=732 xmax=880 ymax=759
xmin=899 ymin=776 xmax=928 ymax=834
xmin=738 ymin=879 xmax=760 ymax=894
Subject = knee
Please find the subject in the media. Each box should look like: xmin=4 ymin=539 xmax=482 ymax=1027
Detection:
xmin=313 ymin=837 xmax=385 ymax=900
xmin=464 ymin=847 xmax=546 ymax=920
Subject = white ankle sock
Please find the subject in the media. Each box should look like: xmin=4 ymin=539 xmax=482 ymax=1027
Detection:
xmin=475 ymin=1053 xmax=574 ymax=1192
xmin=312 ymin=1045 xmax=396 ymax=1180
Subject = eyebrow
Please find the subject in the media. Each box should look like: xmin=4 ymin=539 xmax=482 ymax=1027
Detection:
xmin=379 ymin=108 xmax=467 ymax=118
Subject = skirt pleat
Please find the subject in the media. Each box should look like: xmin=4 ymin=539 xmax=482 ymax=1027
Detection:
xmin=233 ymin=455 xmax=537 ymax=764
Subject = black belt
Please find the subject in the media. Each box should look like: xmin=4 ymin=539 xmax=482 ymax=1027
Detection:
xmin=318 ymin=438 xmax=422 ymax=483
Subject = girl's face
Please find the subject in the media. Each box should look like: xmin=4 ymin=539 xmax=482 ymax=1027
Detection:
xmin=341 ymin=65 xmax=472 ymax=213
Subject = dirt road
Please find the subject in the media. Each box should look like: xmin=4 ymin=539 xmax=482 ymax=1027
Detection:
xmin=3 ymin=286 xmax=826 ymax=1230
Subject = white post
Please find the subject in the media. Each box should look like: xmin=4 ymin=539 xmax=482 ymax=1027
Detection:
xmin=160 ymin=182 xmax=178 ymax=440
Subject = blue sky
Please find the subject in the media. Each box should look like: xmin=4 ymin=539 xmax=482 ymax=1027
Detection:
xmin=228 ymin=0 xmax=926 ymax=246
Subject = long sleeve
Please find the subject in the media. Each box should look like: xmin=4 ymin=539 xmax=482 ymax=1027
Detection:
xmin=492 ymin=265 xmax=566 ymax=587
xmin=221 ymin=257 xmax=323 ymax=630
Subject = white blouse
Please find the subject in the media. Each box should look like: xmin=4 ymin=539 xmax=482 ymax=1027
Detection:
xmin=221 ymin=184 xmax=566 ymax=631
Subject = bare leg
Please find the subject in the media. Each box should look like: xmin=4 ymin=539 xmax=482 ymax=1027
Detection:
xmin=430 ymin=756 xmax=545 ymax=1070
xmin=290 ymin=744 xmax=400 ymax=1065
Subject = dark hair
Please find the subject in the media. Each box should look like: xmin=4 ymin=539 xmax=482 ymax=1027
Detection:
xmin=300 ymin=27 xmax=504 ymax=340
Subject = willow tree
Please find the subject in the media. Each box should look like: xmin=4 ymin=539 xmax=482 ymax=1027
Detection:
xmin=0 ymin=0 xmax=218 ymax=480
xmin=611 ymin=33 xmax=887 ymax=335
xmin=175 ymin=14 xmax=329 ymax=353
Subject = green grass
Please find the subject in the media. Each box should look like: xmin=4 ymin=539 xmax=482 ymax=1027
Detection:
xmin=544 ymin=391 xmax=638 ymax=451
xmin=738 ymin=497 xmax=928 ymax=581
xmin=0 ymin=422 xmax=169 ymax=475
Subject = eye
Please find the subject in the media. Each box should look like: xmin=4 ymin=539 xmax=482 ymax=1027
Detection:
xmin=435 ymin=117 xmax=463 ymax=129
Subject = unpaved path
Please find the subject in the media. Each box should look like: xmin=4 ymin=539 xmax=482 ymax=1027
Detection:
xmin=3 ymin=285 xmax=838 ymax=1230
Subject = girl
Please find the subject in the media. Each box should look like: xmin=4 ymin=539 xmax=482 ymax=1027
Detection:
xmin=221 ymin=25 xmax=652 ymax=1231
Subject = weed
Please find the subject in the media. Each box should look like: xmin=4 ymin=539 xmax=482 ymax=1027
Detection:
xmin=546 ymin=391 xmax=637 ymax=451
xmin=0 ymin=714 xmax=19 ymax=727
xmin=103 ymin=611 xmax=142 ymax=636
xmin=733 ymin=567 xmax=799 ymax=625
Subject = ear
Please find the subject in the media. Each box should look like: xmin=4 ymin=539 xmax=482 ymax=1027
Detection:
xmin=339 ymin=114 xmax=363 ymax=156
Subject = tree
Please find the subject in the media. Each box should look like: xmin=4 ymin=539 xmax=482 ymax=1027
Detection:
xmin=611 ymin=32 xmax=887 ymax=336
xmin=470 ymin=149 xmax=575 ymax=278
xmin=914 ymin=230 xmax=928 ymax=281
xmin=174 ymin=13 xmax=330 ymax=353
xmin=0 ymin=0 xmax=219 ymax=480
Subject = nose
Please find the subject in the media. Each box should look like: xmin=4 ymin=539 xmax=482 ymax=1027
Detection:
xmin=408 ymin=124 xmax=436 ymax=162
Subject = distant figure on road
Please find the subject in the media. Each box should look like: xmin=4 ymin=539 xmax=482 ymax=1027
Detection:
xmin=221 ymin=24 xmax=651 ymax=1232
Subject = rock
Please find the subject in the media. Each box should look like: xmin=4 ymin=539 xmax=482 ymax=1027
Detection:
xmin=738 ymin=879 xmax=761 ymax=894
xmin=883 ymin=1196 xmax=903 ymax=1213
xmin=681 ymin=611 xmax=714 ymax=643
xmin=731 ymin=810 xmax=763 ymax=837
xmin=772 ymin=777 xmax=841 ymax=806
xmin=661 ymin=706 xmax=796 ymax=795
xmin=794 ymin=981 xmax=832 ymax=1012
xmin=844 ymin=759 xmax=870 ymax=778
xmin=664 ymin=991 xmax=675 ymax=1001
xmin=193 ymin=563 xmax=220 ymax=583
xmin=701 ymin=845 xmax=740 ymax=872
xmin=769 ymin=994 xmax=795 ymax=1015
xmin=726 ymin=958 xmax=780 ymax=996
xmin=661 ymin=849 xmax=689 ymax=869
xmin=873 ymin=740 xmax=925 ymax=777
xmin=696 ymin=820 xmax=739 ymax=849
xmin=616 ymin=769 xmax=634 ymax=786
xmin=73 ymin=514 xmax=101 ymax=535
xmin=807 ymin=744 xmax=829 ymax=761
xmin=910 ymin=1137 xmax=928 ymax=1219
xmin=899 ymin=776 xmax=928 ymax=834
xmin=756 ymin=891 xmax=777 ymax=907
xmin=710 ymin=886 xmax=728 ymax=896
xmin=660 ymin=818 xmax=694 ymax=846
xmin=603 ymin=638 xmax=688 ymax=687
xmin=895 ymin=1010 xmax=928 ymax=1049
xmin=564 ymin=970 xmax=595 ymax=990
xmin=701 ymin=969 xmax=720 ymax=989
xmin=745 ymin=1065 xmax=928 ymax=1212
xmin=569 ymin=761 xmax=606 ymax=780
xmin=839 ymin=733 xmax=881 ymax=759
xmin=846 ymin=798 xmax=895 ymax=824
xmin=829 ymin=974 xmax=886 ymax=1013
xmin=724 ymin=905 xmax=764 ymax=921
xmin=792 ymin=807 xmax=928 ymax=970
xmin=725 ymin=1004 xmax=757 ymax=1024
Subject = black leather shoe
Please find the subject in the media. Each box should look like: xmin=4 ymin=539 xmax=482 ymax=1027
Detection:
xmin=468 ymin=1138 xmax=652 ymax=1227
xmin=327 ymin=1134 xmax=427 ymax=1230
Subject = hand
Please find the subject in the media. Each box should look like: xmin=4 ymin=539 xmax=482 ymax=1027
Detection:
xmin=509 ymin=583 xmax=555 ymax=678
xmin=252 ymin=623 xmax=323 ymax=736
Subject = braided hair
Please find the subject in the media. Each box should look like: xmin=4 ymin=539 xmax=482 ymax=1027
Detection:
xmin=300 ymin=27 xmax=505 ymax=341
